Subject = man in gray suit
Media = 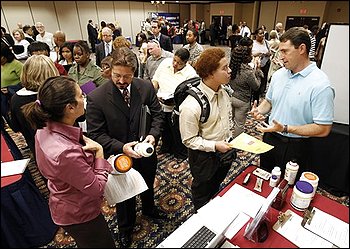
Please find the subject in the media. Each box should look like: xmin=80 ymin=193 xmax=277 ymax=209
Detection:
xmin=95 ymin=27 xmax=113 ymax=67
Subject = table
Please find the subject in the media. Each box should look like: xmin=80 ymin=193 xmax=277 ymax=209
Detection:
xmin=219 ymin=165 xmax=349 ymax=248
xmin=1 ymin=135 xmax=58 ymax=247
xmin=1 ymin=134 xmax=22 ymax=187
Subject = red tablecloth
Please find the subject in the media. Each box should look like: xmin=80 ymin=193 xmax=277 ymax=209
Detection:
xmin=218 ymin=165 xmax=349 ymax=248
xmin=1 ymin=134 xmax=22 ymax=187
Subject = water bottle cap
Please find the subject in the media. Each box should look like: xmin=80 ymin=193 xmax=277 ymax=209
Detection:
xmin=273 ymin=166 xmax=281 ymax=172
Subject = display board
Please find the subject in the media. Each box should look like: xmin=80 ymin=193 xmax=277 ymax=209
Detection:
xmin=320 ymin=24 xmax=349 ymax=125
xmin=149 ymin=12 xmax=180 ymax=28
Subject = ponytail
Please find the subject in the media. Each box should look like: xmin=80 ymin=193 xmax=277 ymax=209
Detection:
xmin=22 ymin=100 xmax=50 ymax=130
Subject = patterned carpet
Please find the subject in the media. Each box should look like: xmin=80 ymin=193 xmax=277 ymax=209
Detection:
xmin=5 ymin=115 xmax=348 ymax=248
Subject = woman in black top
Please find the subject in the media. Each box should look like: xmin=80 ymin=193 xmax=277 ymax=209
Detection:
xmin=10 ymin=55 xmax=59 ymax=155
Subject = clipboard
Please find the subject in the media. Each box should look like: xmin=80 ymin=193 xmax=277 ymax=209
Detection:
xmin=272 ymin=209 xmax=333 ymax=248
xmin=139 ymin=104 xmax=151 ymax=141
xmin=301 ymin=206 xmax=349 ymax=248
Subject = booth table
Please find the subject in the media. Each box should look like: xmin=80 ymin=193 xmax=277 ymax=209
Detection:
xmin=1 ymin=134 xmax=58 ymax=248
xmin=219 ymin=165 xmax=349 ymax=248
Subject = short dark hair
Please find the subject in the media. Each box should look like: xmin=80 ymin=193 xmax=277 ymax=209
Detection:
xmin=1 ymin=41 xmax=15 ymax=62
xmin=187 ymin=29 xmax=199 ymax=37
xmin=232 ymin=24 xmax=239 ymax=33
xmin=23 ymin=25 xmax=32 ymax=33
xmin=73 ymin=40 xmax=90 ymax=54
xmin=239 ymin=37 xmax=253 ymax=47
xmin=22 ymin=76 xmax=78 ymax=130
xmin=280 ymin=27 xmax=311 ymax=54
xmin=195 ymin=48 xmax=226 ymax=79
xmin=59 ymin=41 xmax=74 ymax=60
xmin=111 ymin=47 xmax=137 ymax=72
xmin=174 ymin=48 xmax=190 ymax=62
xmin=28 ymin=41 xmax=50 ymax=55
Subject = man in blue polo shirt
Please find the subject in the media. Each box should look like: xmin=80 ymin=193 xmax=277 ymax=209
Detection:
xmin=250 ymin=27 xmax=334 ymax=177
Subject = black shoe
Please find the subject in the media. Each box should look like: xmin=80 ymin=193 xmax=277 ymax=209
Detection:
xmin=143 ymin=209 xmax=167 ymax=220
xmin=119 ymin=233 xmax=132 ymax=248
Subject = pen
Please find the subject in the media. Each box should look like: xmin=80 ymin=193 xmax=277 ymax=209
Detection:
xmin=243 ymin=173 xmax=251 ymax=185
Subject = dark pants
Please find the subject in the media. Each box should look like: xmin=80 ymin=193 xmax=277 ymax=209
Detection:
xmin=1 ymin=83 xmax=22 ymax=127
xmin=116 ymin=154 xmax=157 ymax=235
xmin=260 ymin=132 xmax=311 ymax=181
xmin=252 ymin=60 xmax=270 ymax=104
xmin=161 ymin=112 xmax=187 ymax=159
xmin=188 ymin=149 xmax=231 ymax=211
xmin=62 ymin=214 xmax=115 ymax=248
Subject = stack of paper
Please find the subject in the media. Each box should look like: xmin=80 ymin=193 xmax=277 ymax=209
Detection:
xmin=1 ymin=158 xmax=30 ymax=177
xmin=104 ymin=168 xmax=148 ymax=205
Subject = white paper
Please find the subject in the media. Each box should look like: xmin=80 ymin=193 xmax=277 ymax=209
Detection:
xmin=103 ymin=168 xmax=148 ymax=205
xmin=224 ymin=212 xmax=250 ymax=239
xmin=273 ymin=210 xmax=333 ymax=248
xmin=304 ymin=207 xmax=349 ymax=248
xmin=220 ymin=240 xmax=240 ymax=248
xmin=197 ymin=196 xmax=239 ymax=234
xmin=220 ymin=183 xmax=266 ymax=218
xmin=1 ymin=158 xmax=30 ymax=177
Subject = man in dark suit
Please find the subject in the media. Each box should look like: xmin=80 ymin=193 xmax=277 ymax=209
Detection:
xmin=87 ymin=19 xmax=98 ymax=53
xmin=95 ymin=27 xmax=113 ymax=67
xmin=150 ymin=20 xmax=173 ymax=53
xmin=86 ymin=47 xmax=165 ymax=248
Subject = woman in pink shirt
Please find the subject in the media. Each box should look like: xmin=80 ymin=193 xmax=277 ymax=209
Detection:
xmin=22 ymin=76 xmax=115 ymax=248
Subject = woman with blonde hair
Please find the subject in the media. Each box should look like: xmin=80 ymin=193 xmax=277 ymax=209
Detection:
xmin=10 ymin=54 xmax=59 ymax=155
xmin=12 ymin=28 xmax=30 ymax=60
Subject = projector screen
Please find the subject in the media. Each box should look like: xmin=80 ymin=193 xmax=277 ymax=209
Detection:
xmin=320 ymin=24 xmax=349 ymax=125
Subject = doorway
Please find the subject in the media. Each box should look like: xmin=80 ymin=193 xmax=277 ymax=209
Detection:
xmin=211 ymin=15 xmax=232 ymax=45
xmin=285 ymin=16 xmax=320 ymax=30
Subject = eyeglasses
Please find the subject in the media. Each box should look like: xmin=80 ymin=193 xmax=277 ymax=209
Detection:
xmin=151 ymin=26 xmax=158 ymax=29
xmin=101 ymin=66 xmax=110 ymax=71
xmin=112 ymin=73 xmax=133 ymax=81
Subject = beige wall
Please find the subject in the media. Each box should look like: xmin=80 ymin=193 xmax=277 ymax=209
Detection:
xmin=275 ymin=1 xmax=327 ymax=26
xmin=323 ymin=1 xmax=349 ymax=24
xmin=1 ymin=1 xmax=348 ymax=43
xmin=1 ymin=1 xmax=186 ymax=43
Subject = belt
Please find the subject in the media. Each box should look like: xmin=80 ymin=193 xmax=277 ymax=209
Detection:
xmin=271 ymin=132 xmax=307 ymax=143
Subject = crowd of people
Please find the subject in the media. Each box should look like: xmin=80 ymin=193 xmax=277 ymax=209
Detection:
xmin=1 ymin=16 xmax=334 ymax=248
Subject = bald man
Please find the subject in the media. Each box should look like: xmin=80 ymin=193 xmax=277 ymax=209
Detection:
xmin=53 ymin=30 xmax=66 ymax=62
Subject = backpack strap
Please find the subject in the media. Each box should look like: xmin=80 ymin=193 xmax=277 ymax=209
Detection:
xmin=187 ymin=86 xmax=210 ymax=123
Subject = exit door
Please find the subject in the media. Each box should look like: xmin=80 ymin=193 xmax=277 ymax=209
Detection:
xmin=285 ymin=16 xmax=320 ymax=30
xmin=212 ymin=15 xmax=232 ymax=27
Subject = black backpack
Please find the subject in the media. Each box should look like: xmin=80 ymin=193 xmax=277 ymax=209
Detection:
xmin=172 ymin=77 xmax=210 ymax=126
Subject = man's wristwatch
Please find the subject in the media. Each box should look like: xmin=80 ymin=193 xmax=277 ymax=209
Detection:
xmin=282 ymin=124 xmax=288 ymax=134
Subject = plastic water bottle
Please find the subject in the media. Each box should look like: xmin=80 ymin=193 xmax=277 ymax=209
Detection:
xmin=270 ymin=166 xmax=281 ymax=187
xmin=284 ymin=160 xmax=299 ymax=185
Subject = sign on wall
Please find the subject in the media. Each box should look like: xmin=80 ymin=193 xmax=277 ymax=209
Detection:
xmin=148 ymin=12 xmax=180 ymax=28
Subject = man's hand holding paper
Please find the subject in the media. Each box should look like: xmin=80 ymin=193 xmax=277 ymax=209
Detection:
xmin=228 ymin=133 xmax=274 ymax=154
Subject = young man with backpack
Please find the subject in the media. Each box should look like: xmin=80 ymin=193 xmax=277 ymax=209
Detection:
xmin=178 ymin=48 xmax=236 ymax=211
